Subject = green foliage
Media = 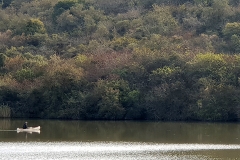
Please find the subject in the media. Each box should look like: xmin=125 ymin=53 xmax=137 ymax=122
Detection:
xmin=194 ymin=0 xmax=213 ymax=6
xmin=24 ymin=19 xmax=46 ymax=35
xmin=144 ymin=79 xmax=188 ymax=120
xmin=58 ymin=90 xmax=88 ymax=119
xmin=230 ymin=34 xmax=240 ymax=52
xmin=1 ymin=0 xmax=240 ymax=121
xmin=229 ymin=0 xmax=240 ymax=6
xmin=124 ymin=90 xmax=140 ymax=105
xmin=197 ymin=0 xmax=232 ymax=34
xmin=93 ymin=22 xmax=110 ymax=39
xmin=56 ymin=10 xmax=79 ymax=31
xmin=91 ymin=0 xmax=131 ymax=15
xmin=1 ymin=0 xmax=13 ymax=8
xmin=110 ymin=37 xmax=137 ymax=51
xmin=14 ymin=68 xmax=35 ymax=82
xmin=116 ymin=20 xmax=130 ymax=36
xmin=83 ymin=14 xmax=97 ymax=35
xmin=197 ymin=84 xmax=239 ymax=121
xmin=52 ymin=0 xmax=76 ymax=22
xmin=143 ymin=5 xmax=179 ymax=35
xmin=27 ymin=33 xmax=48 ymax=46
xmin=5 ymin=47 xmax=22 ymax=57
xmin=0 ymin=53 xmax=6 ymax=67
xmin=223 ymin=22 xmax=240 ymax=38
xmin=152 ymin=66 xmax=177 ymax=77
xmin=97 ymin=86 xmax=125 ymax=120
xmin=142 ymin=34 xmax=170 ymax=50
xmin=117 ymin=62 xmax=146 ymax=87
xmin=95 ymin=79 xmax=128 ymax=119
xmin=88 ymin=79 xmax=144 ymax=120
xmin=188 ymin=53 xmax=227 ymax=82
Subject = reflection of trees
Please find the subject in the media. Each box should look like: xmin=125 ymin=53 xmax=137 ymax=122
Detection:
xmin=0 ymin=118 xmax=11 ymax=129
xmin=47 ymin=121 xmax=240 ymax=144
xmin=1 ymin=120 xmax=240 ymax=144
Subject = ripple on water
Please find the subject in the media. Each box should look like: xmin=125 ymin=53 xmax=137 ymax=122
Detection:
xmin=0 ymin=142 xmax=239 ymax=160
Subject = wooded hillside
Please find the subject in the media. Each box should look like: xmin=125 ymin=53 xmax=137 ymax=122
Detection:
xmin=0 ymin=0 xmax=240 ymax=121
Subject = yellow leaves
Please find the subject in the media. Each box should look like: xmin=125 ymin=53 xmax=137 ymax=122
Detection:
xmin=5 ymin=46 xmax=23 ymax=57
xmin=133 ymin=47 xmax=152 ymax=55
xmin=25 ymin=18 xmax=46 ymax=35
xmin=235 ymin=55 xmax=240 ymax=63
xmin=151 ymin=66 xmax=179 ymax=78
xmin=75 ymin=54 xmax=92 ymax=67
xmin=111 ymin=37 xmax=137 ymax=51
xmin=189 ymin=52 xmax=237 ymax=85
xmin=75 ymin=54 xmax=88 ymax=63
xmin=191 ymin=53 xmax=226 ymax=69
xmin=133 ymin=47 xmax=159 ymax=63
xmin=223 ymin=22 xmax=240 ymax=37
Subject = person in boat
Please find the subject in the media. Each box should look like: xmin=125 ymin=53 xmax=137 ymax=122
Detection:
xmin=23 ymin=122 xmax=28 ymax=129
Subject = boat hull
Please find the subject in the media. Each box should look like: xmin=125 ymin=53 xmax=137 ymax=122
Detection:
xmin=17 ymin=126 xmax=41 ymax=132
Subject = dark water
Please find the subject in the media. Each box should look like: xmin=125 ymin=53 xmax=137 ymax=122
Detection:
xmin=0 ymin=119 xmax=240 ymax=159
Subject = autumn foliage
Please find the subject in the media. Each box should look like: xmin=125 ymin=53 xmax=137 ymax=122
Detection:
xmin=0 ymin=0 xmax=240 ymax=121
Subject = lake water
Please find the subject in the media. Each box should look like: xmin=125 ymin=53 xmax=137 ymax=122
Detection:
xmin=0 ymin=119 xmax=240 ymax=159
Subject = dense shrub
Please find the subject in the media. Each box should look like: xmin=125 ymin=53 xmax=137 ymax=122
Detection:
xmin=0 ymin=0 xmax=240 ymax=121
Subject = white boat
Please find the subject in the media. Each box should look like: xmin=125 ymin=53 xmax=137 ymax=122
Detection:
xmin=17 ymin=126 xmax=41 ymax=133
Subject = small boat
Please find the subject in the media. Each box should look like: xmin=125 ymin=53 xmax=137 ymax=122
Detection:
xmin=17 ymin=126 xmax=41 ymax=133
xmin=17 ymin=130 xmax=40 ymax=134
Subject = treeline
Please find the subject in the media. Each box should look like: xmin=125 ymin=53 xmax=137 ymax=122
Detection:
xmin=0 ymin=0 xmax=240 ymax=121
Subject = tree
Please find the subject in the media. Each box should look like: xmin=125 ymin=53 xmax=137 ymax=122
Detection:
xmin=143 ymin=5 xmax=179 ymax=36
xmin=24 ymin=19 xmax=46 ymax=35
xmin=194 ymin=0 xmax=213 ymax=6
xmin=56 ymin=10 xmax=78 ymax=31
xmin=223 ymin=22 xmax=240 ymax=38
xmin=188 ymin=53 xmax=228 ymax=83
xmin=1 ymin=0 xmax=13 ymax=8
xmin=52 ymin=0 xmax=76 ymax=22
xmin=0 ymin=53 xmax=6 ymax=67
xmin=229 ymin=0 xmax=240 ymax=6
xmin=196 ymin=0 xmax=232 ymax=34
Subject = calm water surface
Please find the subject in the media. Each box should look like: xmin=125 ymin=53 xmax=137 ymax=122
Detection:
xmin=0 ymin=119 xmax=240 ymax=159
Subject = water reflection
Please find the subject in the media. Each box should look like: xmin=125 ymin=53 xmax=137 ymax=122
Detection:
xmin=39 ymin=121 xmax=240 ymax=143
xmin=0 ymin=118 xmax=11 ymax=130
xmin=17 ymin=130 xmax=40 ymax=134
xmin=0 ymin=119 xmax=240 ymax=144
xmin=1 ymin=142 xmax=240 ymax=160
xmin=0 ymin=119 xmax=240 ymax=159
